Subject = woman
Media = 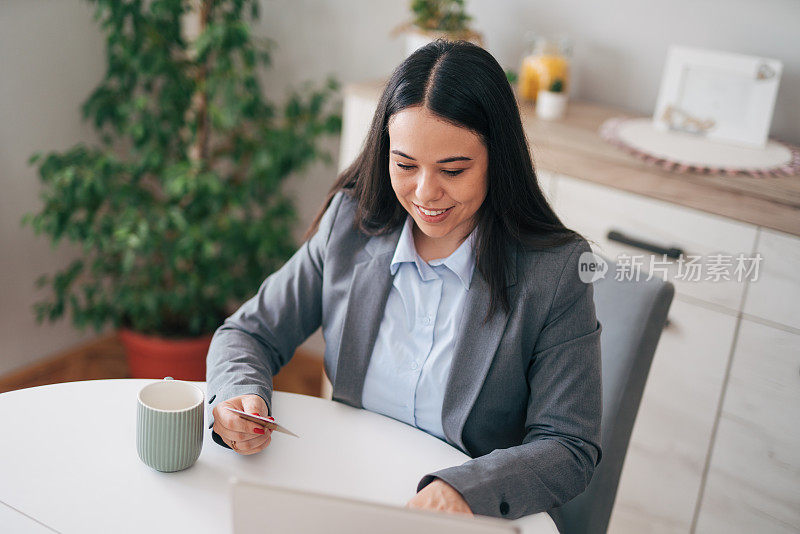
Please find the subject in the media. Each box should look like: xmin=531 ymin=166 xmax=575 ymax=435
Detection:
xmin=206 ymin=40 xmax=602 ymax=522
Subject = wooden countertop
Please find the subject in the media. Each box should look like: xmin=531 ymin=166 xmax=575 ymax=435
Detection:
xmin=345 ymin=80 xmax=800 ymax=237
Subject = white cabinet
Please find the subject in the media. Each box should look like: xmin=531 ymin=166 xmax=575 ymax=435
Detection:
xmin=537 ymin=169 xmax=557 ymax=204
xmin=338 ymin=88 xmax=378 ymax=173
xmin=549 ymin=173 xmax=800 ymax=534
xmin=692 ymin=226 xmax=800 ymax=533
xmin=695 ymin=319 xmax=800 ymax=533
xmin=547 ymin=174 xmax=750 ymax=533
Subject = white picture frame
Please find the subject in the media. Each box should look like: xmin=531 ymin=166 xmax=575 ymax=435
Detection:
xmin=653 ymin=45 xmax=782 ymax=148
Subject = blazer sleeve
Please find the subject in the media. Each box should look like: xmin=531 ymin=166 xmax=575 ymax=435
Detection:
xmin=206 ymin=191 xmax=347 ymax=443
xmin=417 ymin=239 xmax=603 ymax=519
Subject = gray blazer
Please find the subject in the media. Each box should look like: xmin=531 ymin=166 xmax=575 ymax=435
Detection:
xmin=206 ymin=190 xmax=602 ymax=521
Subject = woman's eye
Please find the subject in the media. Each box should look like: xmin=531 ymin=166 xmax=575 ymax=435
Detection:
xmin=394 ymin=162 xmax=463 ymax=176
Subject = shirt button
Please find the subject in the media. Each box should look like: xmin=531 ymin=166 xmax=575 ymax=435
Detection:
xmin=422 ymin=315 xmax=431 ymax=326
xmin=410 ymin=361 xmax=419 ymax=370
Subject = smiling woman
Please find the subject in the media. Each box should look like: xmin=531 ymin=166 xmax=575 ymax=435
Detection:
xmin=206 ymin=40 xmax=602 ymax=527
xmin=306 ymin=39 xmax=586 ymax=320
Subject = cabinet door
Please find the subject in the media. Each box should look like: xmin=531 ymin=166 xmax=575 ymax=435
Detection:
xmin=742 ymin=228 xmax=800 ymax=331
xmin=606 ymin=299 xmax=737 ymax=534
xmin=694 ymin=320 xmax=800 ymax=533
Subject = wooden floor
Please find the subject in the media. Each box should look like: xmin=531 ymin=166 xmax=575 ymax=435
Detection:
xmin=0 ymin=333 xmax=324 ymax=397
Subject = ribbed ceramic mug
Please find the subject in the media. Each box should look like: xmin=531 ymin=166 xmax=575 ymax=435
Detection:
xmin=137 ymin=377 xmax=204 ymax=472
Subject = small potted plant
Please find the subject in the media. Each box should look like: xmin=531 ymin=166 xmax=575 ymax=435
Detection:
xmin=536 ymin=78 xmax=568 ymax=120
xmin=393 ymin=0 xmax=484 ymax=57
xmin=21 ymin=0 xmax=341 ymax=380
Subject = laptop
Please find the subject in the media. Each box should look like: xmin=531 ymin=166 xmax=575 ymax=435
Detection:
xmin=230 ymin=476 xmax=521 ymax=534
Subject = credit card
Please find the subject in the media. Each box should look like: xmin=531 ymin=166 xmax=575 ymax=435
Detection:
xmin=225 ymin=407 xmax=299 ymax=438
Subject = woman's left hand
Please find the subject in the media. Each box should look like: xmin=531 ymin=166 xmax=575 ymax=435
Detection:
xmin=406 ymin=478 xmax=473 ymax=515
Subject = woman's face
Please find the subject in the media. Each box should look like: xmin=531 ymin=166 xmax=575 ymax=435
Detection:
xmin=387 ymin=106 xmax=488 ymax=254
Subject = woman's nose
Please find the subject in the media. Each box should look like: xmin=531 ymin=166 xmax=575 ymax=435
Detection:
xmin=415 ymin=169 xmax=441 ymax=202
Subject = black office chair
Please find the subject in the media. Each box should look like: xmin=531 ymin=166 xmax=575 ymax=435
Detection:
xmin=550 ymin=261 xmax=675 ymax=533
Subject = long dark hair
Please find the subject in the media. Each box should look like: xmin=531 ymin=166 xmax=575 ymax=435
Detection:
xmin=306 ymin=39 xmax=584 ymax=319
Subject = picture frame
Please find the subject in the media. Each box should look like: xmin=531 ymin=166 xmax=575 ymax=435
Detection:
xmin=653 ymin=45 xmax=782 ymax=148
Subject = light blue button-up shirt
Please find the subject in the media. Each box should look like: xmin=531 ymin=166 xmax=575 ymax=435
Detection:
xmin=361 ymin=214 xmax=477 ymax=440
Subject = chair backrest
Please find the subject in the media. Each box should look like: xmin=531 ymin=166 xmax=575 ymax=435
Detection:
xmin=551 ymin=263 xmax=675 ymax=534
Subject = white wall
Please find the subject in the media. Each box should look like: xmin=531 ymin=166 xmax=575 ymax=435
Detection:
xmin=1 ymin=0 xmax=798 ymax=375
xmin=0 ymin=1 xmax=108 ymax=376
xmin=254 ymin=0 xmax=407 ymax=240
xmin=467 ymin=0 xmax=800 ymax=143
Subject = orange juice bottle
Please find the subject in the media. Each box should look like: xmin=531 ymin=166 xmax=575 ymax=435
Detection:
xmin=518 ymin=35 xmax=572 ymax=103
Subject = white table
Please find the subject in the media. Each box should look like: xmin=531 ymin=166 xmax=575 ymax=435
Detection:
xmin=0 ymin=379 xmax=557 ymax=533
xmin=1 ymin=500 xmax=57 ymax=533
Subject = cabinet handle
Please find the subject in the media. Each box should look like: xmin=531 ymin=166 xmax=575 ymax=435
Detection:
xmin=607 ymin=230 xmax=684 ymax=259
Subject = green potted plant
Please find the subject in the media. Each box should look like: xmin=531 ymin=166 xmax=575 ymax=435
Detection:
xmin=393 ymin=0 xmax=484 ymax=57
xmin=21 ymin=0 xmax=341 ymax=380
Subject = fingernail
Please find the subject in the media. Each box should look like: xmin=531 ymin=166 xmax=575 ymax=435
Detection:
xmin=250 ymin=412 xmax=260 ymax=416
xmin=254 ymin=427 xmax=265 ymax=434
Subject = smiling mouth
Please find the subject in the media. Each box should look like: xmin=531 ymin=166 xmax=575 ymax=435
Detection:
xmin=414 ymin=203 xmax=453 ymax=216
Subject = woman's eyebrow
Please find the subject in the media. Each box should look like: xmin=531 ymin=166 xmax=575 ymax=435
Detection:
xmin=390 ymin=150 xmax=472 ymax=163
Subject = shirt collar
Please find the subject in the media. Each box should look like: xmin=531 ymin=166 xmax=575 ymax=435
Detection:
xmin=390 ymin=214 xmax=478 ymax=290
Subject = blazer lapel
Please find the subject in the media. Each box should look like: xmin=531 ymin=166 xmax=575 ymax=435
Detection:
xmin=332 ymin=228 xmax=401 ymax=408
xmin=441 ymin=243 xmax=517 ymax=453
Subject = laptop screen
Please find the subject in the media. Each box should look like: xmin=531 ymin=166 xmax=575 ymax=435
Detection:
xmin=230 ymin=477 xmax=520 ymax=534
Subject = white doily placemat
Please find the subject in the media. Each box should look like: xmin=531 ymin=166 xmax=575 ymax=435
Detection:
xmin=600 ymin=117 xmax=800 ymax=177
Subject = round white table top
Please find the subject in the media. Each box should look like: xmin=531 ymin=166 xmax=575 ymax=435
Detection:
xmin=0 ymin=379 xmax=557 ymax=534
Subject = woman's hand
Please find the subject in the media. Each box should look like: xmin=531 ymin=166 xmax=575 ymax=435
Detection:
xmin=406 ymin=478 xmax=473 ymax=515
xmin=212 ymin=394 xmax=273 ymax=455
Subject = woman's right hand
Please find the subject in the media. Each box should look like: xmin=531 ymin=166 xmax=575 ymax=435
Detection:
xmin=212 ymin=394 xmax=273 ymax=455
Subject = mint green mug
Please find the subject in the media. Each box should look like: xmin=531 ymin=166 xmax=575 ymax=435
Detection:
xmin=137 ymin=377 xmax=204 ymax=472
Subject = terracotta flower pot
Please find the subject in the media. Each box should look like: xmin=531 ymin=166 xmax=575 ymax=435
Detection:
xmin=119 ymin=328 xmax=213 ymax=381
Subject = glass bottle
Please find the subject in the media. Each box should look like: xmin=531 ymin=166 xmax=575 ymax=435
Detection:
xmin=518 ymin=33 xmax=573 ymax=104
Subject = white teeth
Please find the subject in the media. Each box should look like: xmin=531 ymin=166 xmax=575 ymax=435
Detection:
xmin=418 ymin=206 xmax=448 ymax=216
